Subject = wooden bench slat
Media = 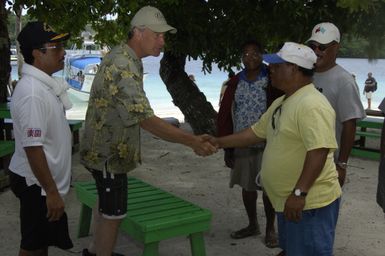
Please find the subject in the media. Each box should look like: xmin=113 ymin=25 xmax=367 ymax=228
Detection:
xmin=129 ymin=194 xmax=175 ymax=204
xmin=129 ymin=201 xmax=191 ymax=215
xmin=128 ymin=198 xmax=185 ymax=210
xmin=355 ymin=131 xmax=381 ymax=138
xmin=68 ymin=120 xmax=83 ymax=130
xmin=74 ymin=176 xmax=211 ymax=255
xmin=128 ymin=189 xmax=164 ymax=198
xmin=0 ymin=141 xmax=15 ymax=158
xmin=140 ymin=210 xmax=211 ymax=228
xmin=129 ymin=186 xmax=157 ymax=193
xmin=131 ymin=205 xmax=200 ymax=221
xmin=351 ymin=148 xmax=380 ymax=160
xmin=357 ymin=118 xmax=383 ymax=129
xmin=352 ymin=118 xmax=383 ymax=159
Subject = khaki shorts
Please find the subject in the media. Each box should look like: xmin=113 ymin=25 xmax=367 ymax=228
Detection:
xmin=229 ymin=147 xmax=264 ymax=191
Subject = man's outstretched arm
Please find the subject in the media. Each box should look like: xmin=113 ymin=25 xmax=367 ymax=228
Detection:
xmin=140 ymin=116 xmax=217 ymax=156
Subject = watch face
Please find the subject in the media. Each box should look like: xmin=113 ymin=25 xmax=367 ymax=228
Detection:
xmin=294 ymin=189 xmax=301 ymax=196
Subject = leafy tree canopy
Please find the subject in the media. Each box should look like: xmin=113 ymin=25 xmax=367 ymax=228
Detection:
xmin=3 ymin=0 xmax=385 ymax=132
xmin=10 ymin=0 xmax=385 ymax=72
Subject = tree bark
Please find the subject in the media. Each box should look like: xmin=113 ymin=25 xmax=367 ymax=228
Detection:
xmin=15 ymin=5 xmax=23 ymax=79
xmin=0 ymin=1 xmax=11 ymax=103
xmin=159 ymin=51 xmax=217 ymax=135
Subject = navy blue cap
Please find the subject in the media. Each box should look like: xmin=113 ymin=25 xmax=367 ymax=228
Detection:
xmin=17 ymin=21 xmax=70 ymax=49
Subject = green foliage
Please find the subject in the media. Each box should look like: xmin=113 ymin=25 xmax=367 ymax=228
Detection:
xmin=7 ymin=11 xmax=29 ymax=46
xmin=8 ymin=0 xmax=385 ymax=71
xmin=339 ymin=36 xmax=385 ymax=58
xmin=337 ymin=0 xmax=381 ymax=11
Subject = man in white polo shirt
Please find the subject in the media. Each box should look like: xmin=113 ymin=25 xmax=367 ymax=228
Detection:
xmin=9 ymin=21 xmax=73 ymax=256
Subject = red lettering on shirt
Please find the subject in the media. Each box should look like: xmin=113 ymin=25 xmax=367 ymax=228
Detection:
xmin=27 ymin=128 xmax=42 ymax=137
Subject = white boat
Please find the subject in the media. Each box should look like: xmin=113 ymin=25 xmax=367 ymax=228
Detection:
xmin=65 ymin=53 xmax=148 ymax=102
xmin=64 ymin=54 xmax=101 ymax=102
xmin=10 ymin=48 xmax=17 ymax=62
xmin=64 ymin=34 xmax=105 ymax=102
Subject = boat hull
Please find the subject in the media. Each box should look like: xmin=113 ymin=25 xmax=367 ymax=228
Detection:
xmin=65 ymin=54 xmax=101 ymax=102
xmin=68 ymin=87 xmax=90 ymax=102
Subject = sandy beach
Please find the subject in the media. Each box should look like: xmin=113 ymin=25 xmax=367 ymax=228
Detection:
xmin=0 ymin=123 xmax=384 ymax=256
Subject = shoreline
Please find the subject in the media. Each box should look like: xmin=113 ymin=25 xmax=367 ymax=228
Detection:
xmin=65 ymin=95 xmax=221 ymax=122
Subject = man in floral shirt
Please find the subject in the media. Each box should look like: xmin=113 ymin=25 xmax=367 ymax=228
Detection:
xmin=80 ymin=6 xmax=217 ymax=256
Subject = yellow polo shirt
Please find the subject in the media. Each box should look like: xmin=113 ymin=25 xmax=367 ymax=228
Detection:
xmin=251 ymin=84 xmax=341 ymax=212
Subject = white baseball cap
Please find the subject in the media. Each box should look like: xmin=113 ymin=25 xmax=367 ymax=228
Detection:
xmin=307 ymin=22 xmax=340 ymax=44
xmin=263 ymin=42 xmax=317 ymax=70
xmin=130 ymin=6 xmax=177 ymax=34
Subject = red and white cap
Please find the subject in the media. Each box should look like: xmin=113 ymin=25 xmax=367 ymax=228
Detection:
xmin=307 ymin=22 xmax=340 ymax=44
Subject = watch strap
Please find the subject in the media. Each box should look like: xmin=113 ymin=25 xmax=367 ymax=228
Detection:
xmin=292 ymin=188 xmax=307 ymax=197
xmin=336 ymin=161 xmax=348 ymax=170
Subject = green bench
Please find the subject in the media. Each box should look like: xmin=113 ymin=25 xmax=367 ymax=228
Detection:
xmin=0 ymin=140 xmax=14 ymax=158
xmin=355 ymin=130 xmax=381 ymax=139
xmin=0 ymin=140 xmax=15 ymax=189
xmin=351 ymin=118 xmax=383 ymax=160
xmin=75 ymin=177 xmax=212 ymax=256
xmin=68 ymin=120 xmax=84 ymax=152
xmin=1 ymin=102 xmax=83 ymax=152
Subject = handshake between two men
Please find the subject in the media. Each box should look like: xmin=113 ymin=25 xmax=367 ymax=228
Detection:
xmin=192 ymin=128 xmax=261 ymax=157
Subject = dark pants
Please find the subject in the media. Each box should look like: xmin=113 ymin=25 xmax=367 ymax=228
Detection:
xmin=9 ymin=171 xmax=73 ymax=250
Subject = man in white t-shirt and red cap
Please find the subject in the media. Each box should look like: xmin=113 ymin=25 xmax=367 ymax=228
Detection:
xmin=306 ymin=22 xmax=365 ymax=188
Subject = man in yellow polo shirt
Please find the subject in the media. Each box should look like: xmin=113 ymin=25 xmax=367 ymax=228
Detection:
xmin=207 ymin=42 xmax=341 ymax=256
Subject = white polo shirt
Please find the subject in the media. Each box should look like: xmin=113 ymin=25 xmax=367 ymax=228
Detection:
xmin=9 ymin=64 xmax=72 ymax=196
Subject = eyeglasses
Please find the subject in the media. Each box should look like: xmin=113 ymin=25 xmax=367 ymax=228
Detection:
xmin=271 ymin=104 xmax=282 ymax=131
xmin=39 ymin=42 xmax=66 ymax=51
xmin=307 ymin=42 xmax=336 ymax=52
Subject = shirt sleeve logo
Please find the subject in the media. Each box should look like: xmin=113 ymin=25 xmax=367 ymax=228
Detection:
xmin=27 ymin=128 xmax=42 ymax=137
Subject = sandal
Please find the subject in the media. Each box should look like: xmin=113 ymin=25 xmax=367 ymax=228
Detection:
xmin=265 ymin=232 xmax=279 ymax=248
xmin=276 ymin=250 xmax=286 ymax=256
xmin=82 ymin=248 xmax=125 ymax=256
xmin=230 ymin=226 xmax=260 ymax=239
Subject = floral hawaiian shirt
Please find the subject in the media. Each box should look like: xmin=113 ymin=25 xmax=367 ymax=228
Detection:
xmin=80 ymin=43 xmax=154 ymax=174
xmin=233 ymin=67 xmax=268 ymax=134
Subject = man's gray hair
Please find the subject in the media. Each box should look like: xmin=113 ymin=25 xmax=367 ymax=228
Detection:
xmin=128 ymin=26 xmax=146 ymax=39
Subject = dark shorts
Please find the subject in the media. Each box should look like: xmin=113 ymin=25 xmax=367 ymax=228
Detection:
xmin=90 ymin=169 xmax=128 ymax=219
xmin=9 ymin=172 xmax=73 ymax=251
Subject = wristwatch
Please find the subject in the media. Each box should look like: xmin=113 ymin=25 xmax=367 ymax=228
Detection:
xmin=336 ymin=161 xmax=348 ymax=170
xmin=292 ymin=188 xmax=307 ymax=197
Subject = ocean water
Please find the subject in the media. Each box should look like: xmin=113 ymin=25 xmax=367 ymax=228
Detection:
xmin=10 ymin=57 xmax=385 ymax=121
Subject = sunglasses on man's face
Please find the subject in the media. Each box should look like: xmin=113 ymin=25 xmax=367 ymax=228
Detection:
xmin=307 ymin=42 xmax=336 ymax=52
xmin=39 ymin=41 xmax=67 ymax=51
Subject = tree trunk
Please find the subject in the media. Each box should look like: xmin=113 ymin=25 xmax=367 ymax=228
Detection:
xmin=0 ymin=1 xmax=11 ymax=103
xmin=15 ymin=6 xmax=23 ymax=79
xmin=159 ymin=51 xmax=217 ymax=135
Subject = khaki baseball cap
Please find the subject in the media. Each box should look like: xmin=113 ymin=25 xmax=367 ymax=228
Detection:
xmin=307 ymin=22 xmax=340 ymax=44
xmin=130 ymin=6 xmax=177 ymax=34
